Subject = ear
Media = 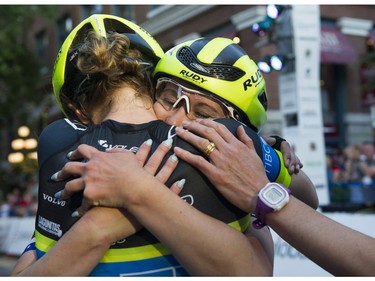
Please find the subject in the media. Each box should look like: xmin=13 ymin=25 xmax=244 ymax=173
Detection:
xmin=67 ymin=103 xmax=90 ymax=125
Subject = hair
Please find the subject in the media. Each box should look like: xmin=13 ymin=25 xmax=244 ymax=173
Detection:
xmin=60 ymin=30 xmax=154 ymax=122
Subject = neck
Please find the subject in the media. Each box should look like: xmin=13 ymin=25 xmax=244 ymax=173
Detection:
xmin=101 ymin=87 xmax=157 ymax=124
xmin=104 ymin=106 xmax=156 ymax=124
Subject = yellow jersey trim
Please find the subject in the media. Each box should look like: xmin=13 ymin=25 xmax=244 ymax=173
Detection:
xmin=35 ymin=214 xmax=250 ymax=263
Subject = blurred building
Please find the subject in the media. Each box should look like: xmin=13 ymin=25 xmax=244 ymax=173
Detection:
xmin=28 ymin=4 xmax=375 ymax=150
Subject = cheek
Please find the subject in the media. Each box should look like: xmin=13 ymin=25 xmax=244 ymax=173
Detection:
xmin=153 ymin=103 xmax=169 ymax=121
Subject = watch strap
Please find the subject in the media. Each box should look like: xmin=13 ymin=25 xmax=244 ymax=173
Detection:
xmin=252 ymin=183 xmax=291 ymax=229
xmin=252 ymin=199 xmax=274 ymax=229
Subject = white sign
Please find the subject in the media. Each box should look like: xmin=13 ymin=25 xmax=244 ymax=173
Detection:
xmin=279 ymin=5 xmax=329 ymax=204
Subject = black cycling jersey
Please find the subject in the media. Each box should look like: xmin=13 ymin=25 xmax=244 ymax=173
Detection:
xmin=34 ymin=118 xmax=290 ymax=276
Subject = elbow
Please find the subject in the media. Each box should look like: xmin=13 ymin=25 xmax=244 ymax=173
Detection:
xmin=289 ymin=170 xmax=319 ymax=210
xmin=307 ymin=192 xmax=319 ymax=210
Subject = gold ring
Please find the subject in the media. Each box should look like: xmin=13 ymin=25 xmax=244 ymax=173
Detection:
xmin=204 ymin=142 xmax=216 ymax=156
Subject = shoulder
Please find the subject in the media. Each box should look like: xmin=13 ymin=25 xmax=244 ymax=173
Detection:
xmin=213 ymin=118 xmax=259 ymax=139
xmin=38 ymin=119 xmax=87 ymax=166
xmin=147 ymin=120 xmax=178 ymax=143
xmin=39 ymin=119 xmax=87 ymax=145
xmin=213 ymin=118 xmax=242 ymax=134
xmin=40 ymin=118 xmax=87 ymax=136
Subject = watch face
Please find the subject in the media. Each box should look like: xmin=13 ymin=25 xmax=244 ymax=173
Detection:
xmin=260 ymin=183 xmax=290 ymax=209
xmin=264 ymin=188 xmax=284 ymax=204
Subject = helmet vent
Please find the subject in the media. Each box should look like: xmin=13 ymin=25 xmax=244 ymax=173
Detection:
xmin=177 ymin=47 xmax=245 ymax=81
xmin=258 ymin=89 xmax=268 ymax=111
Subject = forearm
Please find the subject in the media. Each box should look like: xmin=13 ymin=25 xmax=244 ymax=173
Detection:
xmin=15 ymin=215 xmax=109 ymax=276
xmin=125 ymin=174 xmax=270 ymax=276
xmin=267 ymin=196 xmax=375 ymax=276
xmin=15 ymin=207 xmax=139 ymax=276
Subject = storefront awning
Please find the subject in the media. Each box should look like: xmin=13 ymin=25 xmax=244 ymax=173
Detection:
xmin=320 ymin=25 xmax=358 ymax=64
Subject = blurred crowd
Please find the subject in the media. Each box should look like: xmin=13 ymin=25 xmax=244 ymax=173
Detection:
xmin=327 ymin=140 xmax=375 ymax=204
xmin=327 ymin=141 xmax=375 ymax=185
xmin=0 ymin=179 xmax=38 ymax=218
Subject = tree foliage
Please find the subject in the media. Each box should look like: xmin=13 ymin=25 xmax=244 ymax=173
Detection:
xmin=0 ymin=5 xmax=58 ymax=129
xmin=0 ymin=6 xmax=58 ymax=195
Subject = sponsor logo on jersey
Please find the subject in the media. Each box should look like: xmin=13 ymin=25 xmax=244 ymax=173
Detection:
xmin=43 ymin=193 xmax=66 ymax=207
xmin=98 ymin=140 xmax=138 ymax=153
xmin=260 ymin=137 xmax=279 ymax=181
xmin=37 ymin=215 xmax=62 ymax=238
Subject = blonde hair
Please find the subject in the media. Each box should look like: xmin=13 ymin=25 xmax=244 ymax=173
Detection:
xmin=61 ymin=31 xmax=153 ymax=121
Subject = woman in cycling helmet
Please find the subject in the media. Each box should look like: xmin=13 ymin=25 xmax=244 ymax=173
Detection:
xmin=154 ymin=37 xmax=267 ymax=132
xmin=152 ymin=37 xmax=318 ymax=209
xmin=12 ymin=14 xmax=274 ymax=276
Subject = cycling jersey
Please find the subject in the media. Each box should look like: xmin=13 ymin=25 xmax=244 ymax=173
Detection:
xmin=33 ymin=117 xmax=291 ymax=276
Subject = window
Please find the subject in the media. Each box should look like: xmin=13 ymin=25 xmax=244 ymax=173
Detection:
xmin=112 ymin=5 xmax=135 ymax=22
xmin=35 ymin=30 xmax=49 ymax=74
xmin=81 ymin=5 xmax=103 ymax=19
xmin=56 ymin=15 xmax=73 ymax=49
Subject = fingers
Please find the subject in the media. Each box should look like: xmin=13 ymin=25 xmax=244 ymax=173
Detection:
xmin=71 ymin=199 xmax=93 ymax=218
xmin=279 ymin=141 xmax=303 ymax=174
xmin=143 ymin=139 xmax=173 ymax=175
xmin=169 ymin=179 xmax=186 ymax=196
xmin=66 ymin=144 xmax=98 ymax=161
xmin=181 ymin=119 xmax=236 ymax=146
xmin=175 ymin=127 xmax=220 ymax=160
xmin=174 ymin=146 xmax=215 ymax=176
xmin=175 ymin=126 xmax=215 ymax=153
xmin=154 ymin=153 xmax=179 ymax=183
xmin=51 ymin=144 xmax=99 ymax=182
xmin=237 ymin=125 xmax=255 ymax=150
xmin=54 ymin=177 xmax=85 ymax=200
xmin=135 ymin=139 xmax=153 ymax=166
xmin=261 ymin=135 xmax=276 ymax=147
xmin=50 ymin=161 xmax=86 ymax=182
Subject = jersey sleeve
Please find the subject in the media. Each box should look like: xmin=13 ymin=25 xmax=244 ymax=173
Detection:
xmin=213 ymin=118 xmax=292 ymax=187
xmin=21 ymin=233 xmax=36 ymax=255
xmin=38 ymin=118 xmax=87 ymax=167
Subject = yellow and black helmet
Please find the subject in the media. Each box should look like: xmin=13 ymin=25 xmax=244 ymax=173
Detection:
xmin=52 ymin=14 xmax=164 ymax=118
xmin=154 ymin=37 xmax=268 ymax=132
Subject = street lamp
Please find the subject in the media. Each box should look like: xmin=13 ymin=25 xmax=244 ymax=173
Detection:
xmin=18 ymin=126 xmax=30 ymax=138
xmin=257 ymin=54 xmax=294 ymax=73
xmin=257 ymin=55 xmax=272 ymax=73
xmin=266 ymin=5 xmax=285 ymax=20
xmin=8 ymin=126 xmax=38 ymax=164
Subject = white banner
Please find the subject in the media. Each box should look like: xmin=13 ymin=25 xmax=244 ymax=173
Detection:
xmin=0 ymin=217 xmax=34 ymax=256
xmin=272 ymin=212 xmax=375 ymax=276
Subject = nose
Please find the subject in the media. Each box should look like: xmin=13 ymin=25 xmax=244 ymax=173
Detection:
xmin=165 ymin=106 xmax=190 ymax=127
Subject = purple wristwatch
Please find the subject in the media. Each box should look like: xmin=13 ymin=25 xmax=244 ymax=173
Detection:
xmin=252 ymin=183 xmax=291 ymax=229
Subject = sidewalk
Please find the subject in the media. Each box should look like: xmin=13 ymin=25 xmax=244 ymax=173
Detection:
xmin=0 ymin=255 xmax=18 ymax=276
